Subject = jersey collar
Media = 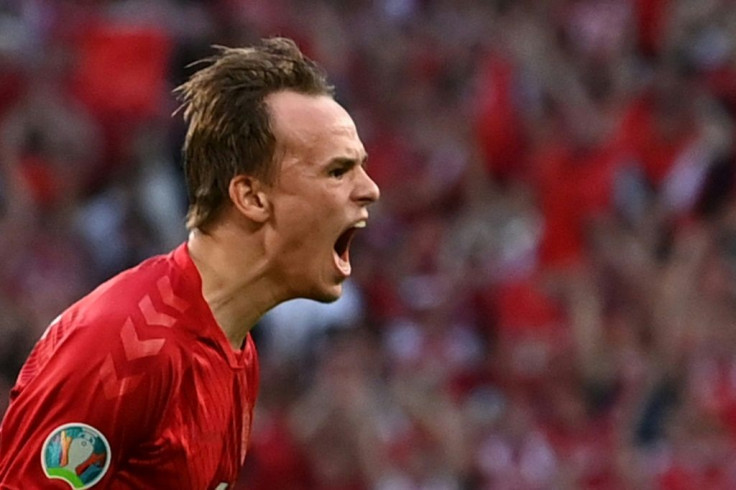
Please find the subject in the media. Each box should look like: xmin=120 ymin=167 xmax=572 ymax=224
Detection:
xmin=172 ymin=243 xmax=251 ymax=370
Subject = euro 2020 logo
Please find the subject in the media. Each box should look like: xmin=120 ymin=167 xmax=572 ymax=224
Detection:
xmin=41 ymin=423 xmax=111 ymax=489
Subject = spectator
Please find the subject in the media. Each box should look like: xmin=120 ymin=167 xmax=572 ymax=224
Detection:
xmin=3 ymin=1 xmax=736 ymax=488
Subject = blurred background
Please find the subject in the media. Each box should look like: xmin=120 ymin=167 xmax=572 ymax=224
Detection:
xmin=3 ymin=0 xmax=736 ymax=488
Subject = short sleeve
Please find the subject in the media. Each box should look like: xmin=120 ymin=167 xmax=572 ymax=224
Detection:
xmin=0 ymin=315 xmax=177 ymax=489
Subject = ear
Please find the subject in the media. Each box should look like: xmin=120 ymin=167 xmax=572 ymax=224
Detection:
xmin=228 ymin=175 xmax=270 ymax=223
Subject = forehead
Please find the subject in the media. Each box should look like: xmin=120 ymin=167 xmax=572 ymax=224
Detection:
xmin=266 ymin=91 xmax=365 ymax=163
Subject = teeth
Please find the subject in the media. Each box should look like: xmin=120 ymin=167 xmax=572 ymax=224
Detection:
xmin=354 ymin=220 xmax=367 ymax=229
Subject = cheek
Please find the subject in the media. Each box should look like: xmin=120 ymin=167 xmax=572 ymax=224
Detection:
xmin=276 ymin=189 xmax=334 ymax=227
xmin=274 ymin=202 xmax=325 ymax=249
xmin=274 ymin=194 xmax=314 ymax=222
xmin=283 ymin=207 xmax=319 ymax=233
xmin=271 ymin=187 xmax=341 ymax=245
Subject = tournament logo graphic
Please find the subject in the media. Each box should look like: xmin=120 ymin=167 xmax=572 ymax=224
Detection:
xmin=41 ymin=423 xmax=111 ymax=489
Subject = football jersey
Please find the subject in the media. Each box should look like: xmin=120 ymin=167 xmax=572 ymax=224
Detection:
xmin=0 ymin=243 xmax=260 ymax=489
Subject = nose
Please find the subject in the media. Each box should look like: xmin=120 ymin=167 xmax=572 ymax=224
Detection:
xmin=354 ymin=166 xmax=380 ymax=205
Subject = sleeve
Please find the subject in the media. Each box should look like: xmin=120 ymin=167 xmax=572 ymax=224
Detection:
xmin=0 ymin=315 xmax=178 ymax=489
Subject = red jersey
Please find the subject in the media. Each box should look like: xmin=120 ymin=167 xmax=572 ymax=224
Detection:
xmin=0 ymin=244 xmax=259 ymax=489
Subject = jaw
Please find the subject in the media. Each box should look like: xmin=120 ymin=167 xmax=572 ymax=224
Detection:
xmin=269 ymin=221 xmax=363 ymax=303
xmin=306 ymin=248 xmax=351 ymax=303
xmin=309 ymin=281 xmax=343 ymax=303
xmin=273 ymin=247 xmax=346 ymax=303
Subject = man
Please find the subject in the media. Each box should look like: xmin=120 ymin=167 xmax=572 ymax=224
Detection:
xmin=0 ymin=37 xmax=380 ymax=489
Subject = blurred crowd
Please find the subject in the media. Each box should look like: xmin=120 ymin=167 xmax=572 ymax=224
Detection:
xmin=3 ymin=0 xmax=736 ymax=488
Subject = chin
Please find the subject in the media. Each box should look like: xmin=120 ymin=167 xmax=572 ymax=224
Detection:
xmin=304 ymin=283 xmax=343 ymax=303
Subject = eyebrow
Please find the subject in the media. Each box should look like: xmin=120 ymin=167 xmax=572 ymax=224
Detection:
xmin=330 ymin=154 xmax=369 ymax=168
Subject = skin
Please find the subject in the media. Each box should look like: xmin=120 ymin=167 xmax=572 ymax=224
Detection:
xmin=188 ymin=91 xmax=380 ymax=350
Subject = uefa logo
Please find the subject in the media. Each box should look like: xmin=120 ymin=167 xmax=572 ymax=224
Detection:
xmin=41 ymin=423 xmax=111 ymax=489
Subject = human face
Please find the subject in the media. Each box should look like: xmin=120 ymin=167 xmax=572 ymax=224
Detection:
xmin=264 ymin=91 xmax=380 ymax=302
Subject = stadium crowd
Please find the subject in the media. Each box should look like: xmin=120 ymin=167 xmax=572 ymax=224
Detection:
xmin=3 ymin=0 xmax=736 ymax=488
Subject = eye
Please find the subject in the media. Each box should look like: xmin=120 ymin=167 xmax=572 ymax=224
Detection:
xmin=328 ymin=166 xmax=348 ymax=179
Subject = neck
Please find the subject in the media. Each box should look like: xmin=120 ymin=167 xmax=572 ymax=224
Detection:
xmin=187 ymin=222 xmax=288 ymax=350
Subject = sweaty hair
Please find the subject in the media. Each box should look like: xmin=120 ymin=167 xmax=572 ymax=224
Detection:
xmin=175 ymin=37 xmax=334 ymax=231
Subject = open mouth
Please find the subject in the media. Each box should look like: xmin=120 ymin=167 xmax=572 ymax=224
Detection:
xmin=333 ymin=220 xmax=366 ymax=275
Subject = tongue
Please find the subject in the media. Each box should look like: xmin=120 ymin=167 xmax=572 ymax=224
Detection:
xmin=335 ymin=253 xmax=352 ymax=276
xmin=334 ymin=228 xmax=354 ymax=276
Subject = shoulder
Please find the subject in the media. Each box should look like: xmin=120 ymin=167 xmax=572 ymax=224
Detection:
xmin=58 ymin=247 xmax=198 ymax=344
xmin=71 ymin=251 xmax=182 ymax=324
xmin=30 ymin=247 xmax=197 ymax=382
